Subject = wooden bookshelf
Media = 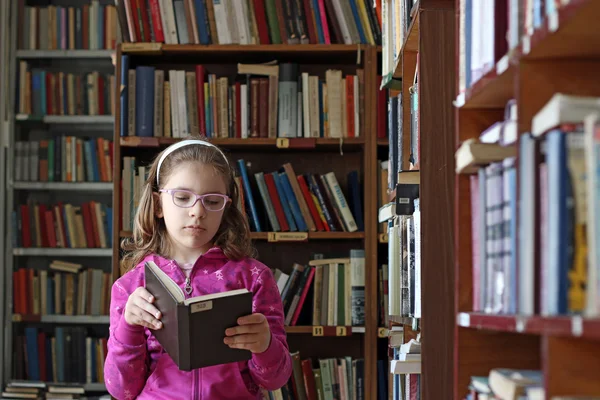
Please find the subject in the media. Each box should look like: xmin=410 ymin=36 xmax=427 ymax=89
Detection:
xmin=379 ymin=0 xmax=456 ymax=398
xmin=454 ymin=1 xmax=600 ymax=398
xmin=113 ymin=43 xmax=382 ymax=399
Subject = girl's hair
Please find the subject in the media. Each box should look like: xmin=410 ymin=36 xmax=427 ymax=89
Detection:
xmin=120 ymin=137 xmax=255 ymax=273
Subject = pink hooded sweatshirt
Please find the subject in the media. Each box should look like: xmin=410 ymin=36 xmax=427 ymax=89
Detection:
xmin=103 ymin=248 xmax=292 ymax=399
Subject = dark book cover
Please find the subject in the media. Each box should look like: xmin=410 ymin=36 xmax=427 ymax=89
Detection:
xmin=145 ymin=261 xmax=253 ymax=371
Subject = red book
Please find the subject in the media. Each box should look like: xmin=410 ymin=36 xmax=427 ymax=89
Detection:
xmin=263 ymin=173 xmax=289 ymax=231
xmin=297 ymin=175 xmax=325 ymax=231
xmin=20 ymin=205 xmax=31 ymax=248
xmin=44 ymin=210 xmax=57 ymax=248
xmin=251 ymin=0 xmax=271 ymax=44
xmin=37 ymin=332 xmax=47 ymax=381
xmin=81 ymin=203 xmax=96 ymax=248
xmin=148 ymin=0 xmax=165 ymax=42
xmin=290 ymin=266 xmax=315 ymax=326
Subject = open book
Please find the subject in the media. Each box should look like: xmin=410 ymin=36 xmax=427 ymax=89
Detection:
xmin=145 ymin=261 xmax=253 ymax=370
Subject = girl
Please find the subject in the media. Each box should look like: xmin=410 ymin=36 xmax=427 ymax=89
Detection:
xmin=104 ymin=139 xmax=292 ymax=399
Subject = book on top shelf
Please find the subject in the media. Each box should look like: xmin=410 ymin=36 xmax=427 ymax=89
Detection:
xmin=144 ymin=260 xmax=253 ymax=370
xmin=113 ymin=0 xmax=382 ymax=45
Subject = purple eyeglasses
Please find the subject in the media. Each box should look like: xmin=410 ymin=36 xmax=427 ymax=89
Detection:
xmin=159 ymin=189 xmax=230 ymax=211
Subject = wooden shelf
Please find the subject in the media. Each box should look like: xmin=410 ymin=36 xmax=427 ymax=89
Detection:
xmin=389 ymin=315 xmax=419 ymax=326
xmin=121 ymin=43 xmax=368 ymax=56
xmin=12 ymin=314 xmax=109 ymax=324
xmin=377 ymin=139 xmax=389 ymax=146
xmin=285 ymin=326 xmax=367 ymax=335
xmin=119 ymin=231 xmax=364 ymax=240
xmin=119 ymin=136 xmax=364 ymax=151
xmin=457 ymin=312 xmax=600 ymax=340
xmin=391 ymin=6 xmax=420 ymax=79
xmin=456 ymin=0 xmax=600 ymax=109
xmin=15 ymin=114 xmax=114 ymax=124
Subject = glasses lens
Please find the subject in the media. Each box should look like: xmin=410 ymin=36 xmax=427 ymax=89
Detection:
xmin=202 ymin=195 xmax=226 ymax=211
xmin=172 ymin=190 xmax=196 ymax=208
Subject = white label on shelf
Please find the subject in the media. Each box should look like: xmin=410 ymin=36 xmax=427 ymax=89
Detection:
xmin=572 ymin=315 xmax=583 ymax=337
xmin=458 ymin=312 xmax=470 ymax=327
xmin=522 ymin=36 xmax=531 ymax=55
xmin=548 ymin=13 xmax=559 ymax=32
xmin=516 ymin=316 xmax=527 ymax=332
xmin=496 ymin=55 xmax=509 ymax=75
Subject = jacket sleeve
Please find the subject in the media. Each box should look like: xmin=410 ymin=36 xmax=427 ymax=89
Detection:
xmin=103 ymin=273 xmax=150 ymax=399
xmin=248 ymin=268 xmax=292 ymax=391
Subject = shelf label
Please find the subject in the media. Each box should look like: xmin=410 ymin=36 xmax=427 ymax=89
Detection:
xmin=496 ymin=55 xmax=509 ymax=75
xmin=12 ymin=314 xmax=22 ymax=322
xmin=267 ymin=232 xmax=308 ymax=242
xmin=572 ymin=315 xmax=583 ymax=337
xmin=378 ymin=327 xmax=388 ymax=338
xmin=121 ymin=43 xmax=162 ymax=53
xmin=515 ymin=316 xmax=527 ymax=332
xmin=276 ymin=138 xmax=289 ymax=148
xmin=457 ymin=312 xmax=470 ymax=327
xmin=379 ymin=233 xmax=389 ymax=243
xmin=522 ymin=36 xmax=531 ymax=55
xmin=312 ymin=326 xmax=324 ymax=336
xmin=336 ymin=326 xmax=348 ymax=336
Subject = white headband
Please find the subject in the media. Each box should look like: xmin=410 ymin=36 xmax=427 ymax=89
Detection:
xmin=156 ymin=140 xmax=228 ymax=186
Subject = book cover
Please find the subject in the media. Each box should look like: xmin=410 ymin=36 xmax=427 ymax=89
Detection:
xmin=145 ymin=261 xmax=253 ymax=371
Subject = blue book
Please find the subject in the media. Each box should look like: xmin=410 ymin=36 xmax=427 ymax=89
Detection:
xmin=55 ymin=327 xmax=65 ymax=382
xmin=236 ymin=159 xmax=262 ymax=232
xmin=278 ymin=172 xmax=307 ymax=231
xmin=348 ymin=0 xmax=367 ymax=44
xmin=311 ymin=0 xmax=324 ymax=43
xmin=24 ymin=327 xmax=40 ymax=380
xmin=135 ymin=66 xmax=155 ymax=137
xmin=194 ymin=0 xmax=211 ymax=44
xmin=120 ymin=55 xmax=129 ymax=136
xmin=272 ymin=172 xmax=297 ymax=231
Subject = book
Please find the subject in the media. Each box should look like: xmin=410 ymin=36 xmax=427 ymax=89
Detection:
xmin=144 ymin=261 xmax=253 ymax=371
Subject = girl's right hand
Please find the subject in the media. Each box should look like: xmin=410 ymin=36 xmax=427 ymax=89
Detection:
xmin=124 ymin=287 xmax=163 ymax=330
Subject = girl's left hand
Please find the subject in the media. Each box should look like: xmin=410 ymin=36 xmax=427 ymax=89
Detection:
xmin=224 ymin=313 xmax=271 ymax=354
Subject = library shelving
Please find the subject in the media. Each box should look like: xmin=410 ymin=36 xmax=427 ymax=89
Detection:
xmin=1 ymin=0 xmax=118 ymax=394
xmin=113 ymin=40 xmax=383 ymax=398
xmin=454 ymin=0 xmax=600 ymax=399
xmin=379 ymin=0 xmax=456 ymax=398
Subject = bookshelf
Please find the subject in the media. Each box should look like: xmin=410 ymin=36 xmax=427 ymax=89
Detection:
xmin=379 ymin=0 xmax=455 ymax=398
xmin=0 ymin=0 xmax=118 ymax=394
xmin=112 ymin=41 xmax=384 ymax=398
xmin=454 ymin=1 xmax=600 ymax=399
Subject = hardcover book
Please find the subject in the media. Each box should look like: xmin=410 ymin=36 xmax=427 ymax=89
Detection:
xmin=145 ymin=261 xmax=253 ymax=371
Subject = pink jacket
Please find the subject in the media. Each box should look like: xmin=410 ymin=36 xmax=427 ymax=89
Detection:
xmin=104 ymin=248 xmax=292 ymax=399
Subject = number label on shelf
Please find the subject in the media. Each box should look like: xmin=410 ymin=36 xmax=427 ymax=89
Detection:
xmin=313 ymin=326 xmax=324 ymax=336
xmin=276 ymin=138 xmax=290 ymax=148
xmin=267 ymin=232 xmax=309 ymax=242
xmin=572 ymin=316 xmax=583 ymax=337
xmin=379 ymin=233 xmax=389 ymax=243
xmin=378 ymin=327 xmax=388 ymax=338
xmin=457 ymin=312 xmax=470 ymax=327
xmin=336 ymin=326 xmax=347 ymax=336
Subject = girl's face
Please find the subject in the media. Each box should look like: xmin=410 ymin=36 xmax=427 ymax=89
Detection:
xmin=156 ymin=161 xmax=228 ymax=262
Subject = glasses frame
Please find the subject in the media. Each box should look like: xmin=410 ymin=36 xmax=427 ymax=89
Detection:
xmin=159 ymin=189 xmax=231 ymax=211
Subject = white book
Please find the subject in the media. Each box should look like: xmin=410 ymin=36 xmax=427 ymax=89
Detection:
xmin=241 ymin=84 xmax=248 ymax=139
xmin=532 ymin=93 xmax=600 ymax=137
xmin=585 ymin=112 xmax=600 ymax=317
xmin=169 ymin=71 xmax=180 ymax=138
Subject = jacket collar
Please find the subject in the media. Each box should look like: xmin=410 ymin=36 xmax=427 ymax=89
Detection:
xmin=142 ymin=247 xmax=228 ymax=277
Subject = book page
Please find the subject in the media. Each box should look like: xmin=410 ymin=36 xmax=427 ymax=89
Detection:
xmin=183 ymin=288 xmax=250 ymax=306
xmin=146 ymin=261 xmax=185 ymax=303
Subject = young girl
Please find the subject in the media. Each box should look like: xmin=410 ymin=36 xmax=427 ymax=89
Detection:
xmin=104 ymin=139 xmax=292 ymax=399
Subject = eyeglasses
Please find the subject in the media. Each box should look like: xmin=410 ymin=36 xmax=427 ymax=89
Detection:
xmin=159 ymin=189 xmax=230 ymax=211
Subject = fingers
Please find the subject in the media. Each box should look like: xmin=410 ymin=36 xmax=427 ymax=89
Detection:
xmin=225 ymin=324 xmax=262 ymax=336
xmin=133 ymin=294 xmax=162 ymax=319
xmin=126 ymin=305 xmax=162 ymax=330
xmin=134 ymin=287 xmax=155 ymax=303
xmin=237 ymin=313 xmax=266 ymax=325
xmin=223 ymin=333 xmax=261 ymax=346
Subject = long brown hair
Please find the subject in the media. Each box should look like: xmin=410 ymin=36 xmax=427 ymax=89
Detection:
xmin=120 ymin=137 xmax=255 ymax=273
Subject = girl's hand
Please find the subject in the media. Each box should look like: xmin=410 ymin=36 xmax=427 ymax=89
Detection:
xmin=124 ymin=287 xmax=163 ymax=330
xmin=224 ymin=313 xmax=271 ymax=354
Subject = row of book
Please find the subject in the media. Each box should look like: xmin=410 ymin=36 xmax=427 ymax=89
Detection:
xmin=457 ymin=0 xmax=563 ymax=94
xmin=3 ymin=381 xmax=109 ymax=400
xmin=17 ymin=2 xmax=120 ymax=51
xmin=12 ymin=201 xmax=113 ymax=249
xmin=121 ymin=157 xmax=362 ymax=233
xmin=115 ymin=0 xmax=381 ymax=46
xmin=17 ymin=62 xmax=115 ymax=117
xmin=121 ymin=58 xmax=365 ymax=140
xmin=13 ymin=262 xmax=113 ymax=317
xmin=380 ymin=0 xmax=417 ymax=79
xmin=15 ymin=137 xmax=114 ymax=183
xmin=12 ymin=327 xmax=107 ymax=386
xmin=389 ymin=333 xmax=421 ymax=400
xmin=261 ymin=352 xmax=365 ymax=400
xmin=457 ymin=93 xmax=600 ymax=317
xmin=273 ymin=250 xmax=365 ymax=327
